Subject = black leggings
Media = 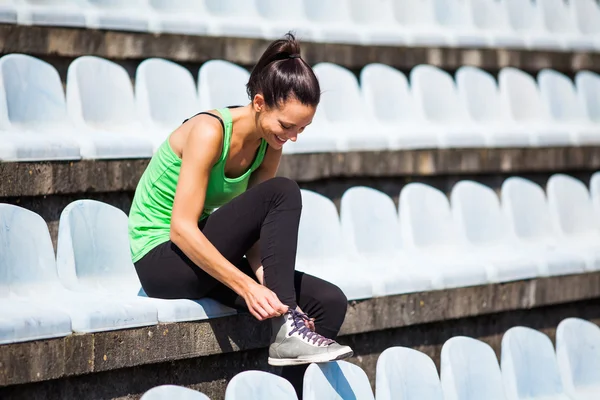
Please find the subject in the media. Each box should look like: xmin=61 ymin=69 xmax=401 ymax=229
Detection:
xmin=134 ymin=177 xmax=348 ymax=395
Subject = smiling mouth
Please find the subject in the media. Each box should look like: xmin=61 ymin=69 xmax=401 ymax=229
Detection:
xmin=275 ymin=135 xmax=287 ymax=144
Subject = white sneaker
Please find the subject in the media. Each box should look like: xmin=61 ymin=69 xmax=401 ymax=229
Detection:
xmin=268 ymin=309 xmax=353 ymax=366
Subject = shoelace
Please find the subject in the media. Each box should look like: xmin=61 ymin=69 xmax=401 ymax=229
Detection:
xmin=288 ymin=309 xmax=335 ymax=346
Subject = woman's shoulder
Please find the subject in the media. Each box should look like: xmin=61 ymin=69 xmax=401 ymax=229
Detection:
xmin=169 ymin=111 xmax=225 ymax=162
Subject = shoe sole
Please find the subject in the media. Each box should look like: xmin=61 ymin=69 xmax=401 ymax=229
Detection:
xmin=267 ymin=348 xmax=354 ymax=366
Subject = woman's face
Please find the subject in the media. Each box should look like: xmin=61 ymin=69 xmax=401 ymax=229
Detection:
xmin=255 ymin=96 xmax=316 ymax=150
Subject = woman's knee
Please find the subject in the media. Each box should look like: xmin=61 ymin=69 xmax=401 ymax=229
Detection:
xmin=260 ymin=177 xmax=301 ymax=209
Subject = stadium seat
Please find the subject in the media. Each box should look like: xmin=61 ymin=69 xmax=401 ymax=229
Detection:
xmin=83 ymin=0 xmax=150 ymax=32
xmin=312 ymin=62 xmax=390 ymax=152
xmin=455 ymin=66 xmax=532 ymax=147
xmin=347 ymin=0 xmax=408 ymax=46
xmin=302 ymin=0 xmax=362 ymax=44
xmin=0 ymin=203 xmax=158 ymax=333
xmin=556 ymin=318 xmax=600 ymax=400
xmin=197 ymin=60 xmax=250 ymax=110
xmin=590 ymin=172 xmax=600 ymax=221
xmin=56 ymin=199 xmax=237 ymax=323
xmin=498 ymin=67 xmax=572 ymax=146
xmin=546 ymin=174 xmax=600 ymax=272
xmin=468 ymin=0 xmax=525 ymax=49
xmin=0 ymin=1 xmax=17 ymax=24
xmin=450 ymin=180 xmax=540 ymax=283
xmin=66 ymin=56 xmax=155 ymax=157
xmin=410 ymin=64 xmax=486 ymax=148
xmin=303 ymin=360 xmax=375 ymax=400
xmin=440 ymin=336 xmax=506 ymax=400
xmin=360 ymin=63 xmax=438 ymax=150
xmin=501 ymin=326 xmax=569 ymax=400
xmin=575 ymin=71 xmax=600 ymax=124
xmin=399 ymin=183 xmax=489 ymax=289
xmin=340 ymin=186 xmax=433 ymax=295
xmin=225 ymin=370 xmax=298 ymax=400
xmin=0 ymin=298 xmax=71 ymax=345
xmin=254 ymin=0 xmax=316 ymax=41
xmin=504 ymin=0 xmax=562 ymax=50
xmin=538 ymin=69 xmax=600 ymax=145
xmin=202 ymin=0 xmax=264 ymax=39
xmin=431 ymin=0 xmax=487 ymax=48
xmin=537 ymin=0 xmax=596 ymax=51
xmin=16 ymin=0 xmax=85 ymax=28
xmin=376 ymin=346 xmax=443 ymax=400
xmin=0 ymin=54 xmax=81 ymax=162
xmin=297 ymin=190 xmax=373 ymax=300
xmin=391 ymin=0 xmax=449 ymax=47
xmin=141 ymin=385 xmax=210 ymax=400
xmin=136 ymin=58 xmax=201 ymax=145
xmin=500 ymin=177 xmax=587 ymax=276
xmin=571 ymin=0 xmax=600 ymax=51
xmin=146 ymin=0 xmax=209 ymax=36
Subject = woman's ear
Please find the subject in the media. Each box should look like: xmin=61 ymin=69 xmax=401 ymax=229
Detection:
xmin=253 ymin=93 xmax=266 ymax=112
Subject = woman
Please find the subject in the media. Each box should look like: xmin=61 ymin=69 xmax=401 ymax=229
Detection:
xmin=128 ymin=33 xmax=353 ymax=392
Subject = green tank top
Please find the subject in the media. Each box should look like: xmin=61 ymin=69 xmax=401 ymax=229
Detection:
xmin=128 ymin=107 xmax=268 ymax=263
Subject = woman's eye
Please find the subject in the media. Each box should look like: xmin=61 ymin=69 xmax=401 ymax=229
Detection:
xmin=281 ymin=124 xmax=292 ymax=130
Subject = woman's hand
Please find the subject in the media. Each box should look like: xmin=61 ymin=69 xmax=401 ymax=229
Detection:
xmin=242 ymin=282 xmax=289 ymax=321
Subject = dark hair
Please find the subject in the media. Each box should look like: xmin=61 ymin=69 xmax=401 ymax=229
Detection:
xmin=246 ymin=32 xmax=320 ymax=109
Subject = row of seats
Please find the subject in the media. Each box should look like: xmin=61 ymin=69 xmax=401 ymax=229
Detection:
xmin=2 ymin=53 xmax=600 ymax=162
xmin=140 ymin=318 xmax=600 ymax=400
xmin=0 ymin=0 xmax=599 ymax=52
xmin=1 ymin=172 xmax=599 ymax=344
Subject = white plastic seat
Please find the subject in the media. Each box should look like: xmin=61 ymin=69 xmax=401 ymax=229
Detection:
xmin=571 ymin=0 xmax=600 ymax=51
xmin=399 ymin=183 xmax=489 ymax=289
xmin=450 ymin=180 xmax=540 ymax=283
xmin=297 ymin=190 xmax=373 ymax=300
xmin=141 ymin=385 xmax=210 ymax=400
xmin=310 ymin=63 xmax=390 ymax=152
xmin=468 ymin=0 xmax=525 ymax=49
xmin=392 ymin=0 xmax=450 ymax=47
xmin=499 ymin=67 xmax=572 ymax=146
xmin=147 ymin=0 xmax=209 ymax=36
xmin=66 ymin=55 xmax=155 ymax=156
xmin=136 ymin=58 xmax=200 ymax=145
xmin=302 ymin=0 xmax=363 ymax=44
xmin=15 ymin=0 xmax=85 ymax=27
xmin=504 ymin=0 xmax=562 ymax=50
xmin=360 ymin=63 xmax=439 ymax=150
xmin=538 ymin=69 xmax=600 ymax=145
xmin=340 ymin=186 xmax=433 ymax=296
xmin=537 ymin=0 xmax=597 ymax=51
xmin=347 ymin=0 xmax=409 ymax=46
xmin=83 ymin=0 xmax=150 ymax=32
xmin=303 ymin=360 xmax=375 ymax=400
xmin=502 ymin=327 xmax=570 ymax=400
xmin=56 ymin=200 xmax=237 ymax=323
xmin=500 ymin=177 xmax=588 ymax=276
xmin=0 ymin=203 xmax=158 ymax=333
xmin=198 ymin=60 xmax=249 ymax=110
xmin=202 ymin=0 xmax=265 ymax=39
xmin=225 ymin=370 xmax=298 ymax=400
xmin=376 ymin=346 xmax=443 ymax=400
xmin=440 ymin=336 xmax=506 ymax=400
xmin=0 ymin=54 xmax=81 ymax=162
xmin=575 ymin=71 xmax=600 ymax=125
xmin=455 ymin=66 xmax=532 ymax=147
xmin=0 ymin=0 xmax=17 ymax=23
xmin=0 ymin=298 xmax=72 ymax=345
xmin=410 ymin=65 xmax=486 ymax=148
xmin=254 ymin=0 xmax=316 ymax=41
xmin=432 ymin=0 xmax=487 ymax=48
xmin=556 ymin=318 xmax=600 ymax=400
xmin=546 ymin=174 xmax=600 ymax=272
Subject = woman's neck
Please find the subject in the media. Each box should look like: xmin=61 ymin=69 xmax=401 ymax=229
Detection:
xmin=229 ymin=104 xmax=263 ymax=145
